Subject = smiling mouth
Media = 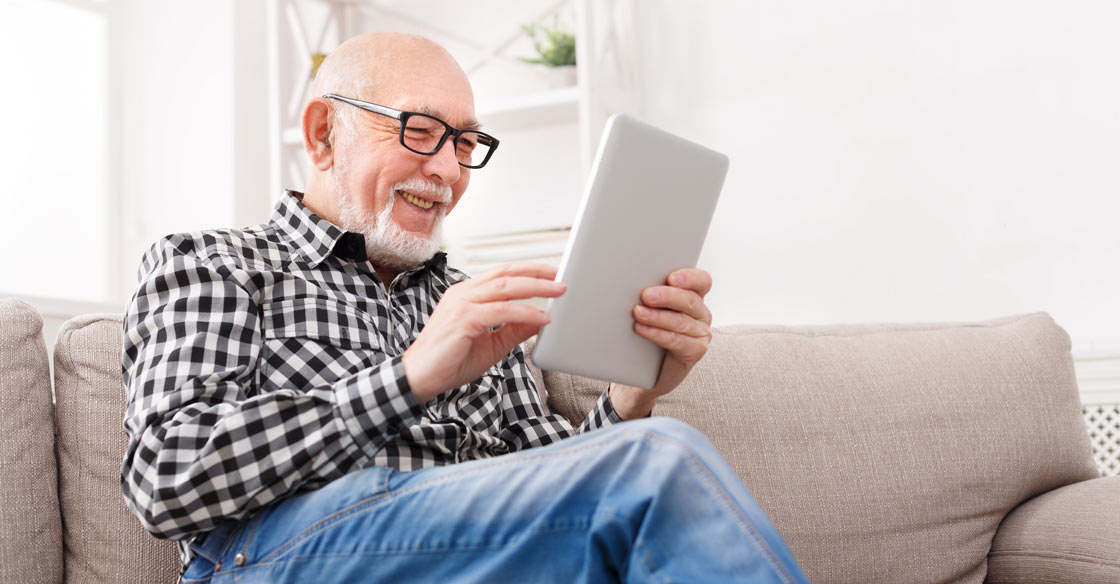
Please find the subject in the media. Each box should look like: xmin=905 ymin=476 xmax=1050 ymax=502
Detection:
xmin=397 ymin=190 xmax=436 ymax=210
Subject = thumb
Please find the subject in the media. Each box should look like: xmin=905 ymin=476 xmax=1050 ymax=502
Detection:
xmin=495 ymin=322 xmax=542 ymax=351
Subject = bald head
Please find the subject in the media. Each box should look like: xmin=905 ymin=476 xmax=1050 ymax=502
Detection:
xmin=311 ymin=32 xmax=473 ymax=108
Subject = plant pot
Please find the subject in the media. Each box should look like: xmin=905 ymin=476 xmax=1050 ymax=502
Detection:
xmin=537 ymin=65 xmax=577 ymax=89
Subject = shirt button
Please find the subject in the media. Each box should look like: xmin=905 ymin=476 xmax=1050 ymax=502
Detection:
xmin=235 ymin=553 xmax=246 ymax=566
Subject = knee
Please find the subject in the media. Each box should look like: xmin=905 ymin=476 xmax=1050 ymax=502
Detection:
xmin=624 ymin=417 xmax=714 ymax=454
xmin=602 ymin=418 xmax=732 ymax=492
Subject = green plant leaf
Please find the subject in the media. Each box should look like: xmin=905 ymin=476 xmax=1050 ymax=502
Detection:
xmin=521 ymin=19 xmax=576 ymax=67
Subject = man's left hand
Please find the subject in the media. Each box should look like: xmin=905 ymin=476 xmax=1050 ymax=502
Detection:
xmin=609 ymin=267 xmax=713 ymax=419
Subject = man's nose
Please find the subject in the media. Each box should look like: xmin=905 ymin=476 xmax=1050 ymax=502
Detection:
xmin=422 ymin=135 xmax=462 ymax=185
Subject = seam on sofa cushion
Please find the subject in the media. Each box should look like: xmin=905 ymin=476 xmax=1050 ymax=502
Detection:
xmin=716 ymin=312 xmax=1050 ymax=339
xmin=989 ymin=549 xmax=1120 ymax=567
xmin=56 ymin=316 xmax=122 ymax=390
xmin=58 ymin=313 xmax=124 ymax=334
xmin=0 ymin=299 xmax=45 ymax=333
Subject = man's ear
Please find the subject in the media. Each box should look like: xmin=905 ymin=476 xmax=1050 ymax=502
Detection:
xmin=302 ymin=98 xmax=334 ymax=171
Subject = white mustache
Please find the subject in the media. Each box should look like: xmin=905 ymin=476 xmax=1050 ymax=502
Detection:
xmin=391 ymin=178 xmax=452 ymax=204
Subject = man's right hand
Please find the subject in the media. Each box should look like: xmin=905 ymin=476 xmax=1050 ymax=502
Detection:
xmin=401 ymin=263 xmax=565 ymax=403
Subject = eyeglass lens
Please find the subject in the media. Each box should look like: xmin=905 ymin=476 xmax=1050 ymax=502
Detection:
xmin=402 ymin=114 xmax=494 ymax=168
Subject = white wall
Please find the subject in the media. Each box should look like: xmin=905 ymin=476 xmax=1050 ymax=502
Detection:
xmin=102 ymin=1 xmax=1120 ymax=347
xmin=115 ymin=0 xmax=271 ymax=302
xmin=0 ymin=1 xmax=113 ymax=303
xmin=623 ymin=1 xmax=1120 ymax=344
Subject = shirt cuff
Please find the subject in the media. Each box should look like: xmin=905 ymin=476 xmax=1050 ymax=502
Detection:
xmin=334 ymin=354 xmax=424 ymax=459
xmin=579 ymin=387 xmax=625 ymax=432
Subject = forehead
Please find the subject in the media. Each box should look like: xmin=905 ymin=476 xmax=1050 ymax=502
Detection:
xmin=379 ymin=56 xmax=477 ymax=128
xmin=402 ymin=102 xmax=481 ymax=131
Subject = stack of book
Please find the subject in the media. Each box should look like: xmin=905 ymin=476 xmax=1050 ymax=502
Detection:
xmin=447 ymin=227 xmax=572 ymax=279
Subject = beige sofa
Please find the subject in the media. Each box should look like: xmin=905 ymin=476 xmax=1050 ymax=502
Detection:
xmin=1 ymin=297 xmax=1117 ymax=583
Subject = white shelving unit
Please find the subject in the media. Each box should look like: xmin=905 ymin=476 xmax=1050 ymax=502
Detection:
xmin=267 ymin=0 xmax=358 ymax=200
xmin=476 ymin=86 xmax=581 ymax=129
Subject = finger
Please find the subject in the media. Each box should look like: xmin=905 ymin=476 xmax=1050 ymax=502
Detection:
xmin=634 ymin=323 xmax=709 ymax=364
xmin=667 ymin=268 xmax=713 ymax=297
xmin=640 ymin=286 xmax=712 ymax=324
xmin=475 ymin=262 xmax=559 ymax=283
xmin=473 ymin=300 xmax=551 ymax=330
xmin=469 ymin=276 xmax=566 ymax=303
xmin=494 ymin=321 xmax=545 ymax=348
xmin=632 ymin=305 xmax=710 ymax=338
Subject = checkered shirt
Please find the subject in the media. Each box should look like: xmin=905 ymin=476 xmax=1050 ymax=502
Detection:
xmin=120 ymin=191 xmax=621 ymax=567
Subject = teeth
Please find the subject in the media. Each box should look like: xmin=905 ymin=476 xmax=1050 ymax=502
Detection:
xmin=399 ymin=190 xmax=434 ymax=210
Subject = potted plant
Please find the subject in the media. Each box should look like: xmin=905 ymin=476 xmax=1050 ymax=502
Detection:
xmin=519 ymin=19 xmax=577 ymax=88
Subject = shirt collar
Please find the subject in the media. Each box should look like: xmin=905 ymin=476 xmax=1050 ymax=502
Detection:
xmin=271 ymin=190 xmax=347 ymax=268
xmin=271 ymin=190 xmax=449 ymax=273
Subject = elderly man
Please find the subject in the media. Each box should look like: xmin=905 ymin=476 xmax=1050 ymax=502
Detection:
xmin=121 ymin=32 xmax=807 ymax=583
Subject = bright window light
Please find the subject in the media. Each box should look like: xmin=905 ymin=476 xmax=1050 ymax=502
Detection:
xmin=0 ymin=0 xmax=111 ymax=303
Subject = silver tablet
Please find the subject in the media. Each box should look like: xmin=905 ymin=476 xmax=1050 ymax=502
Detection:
xmin=530 ymin=114 xmax=729 ymax=389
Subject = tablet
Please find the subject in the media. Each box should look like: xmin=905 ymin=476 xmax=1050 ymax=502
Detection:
xmin=530 ymin=114 xmax=729 ymax=389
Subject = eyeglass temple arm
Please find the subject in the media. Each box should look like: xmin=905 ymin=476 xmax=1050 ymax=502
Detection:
xmin=322 ymin=94 xmax=402 ymax=120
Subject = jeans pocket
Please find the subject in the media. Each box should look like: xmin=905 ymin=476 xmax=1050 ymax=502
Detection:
xmin=180 ymin=553 xmax=216 ymax=583
xmin=181 ymin=514 xmax=259 ymax=583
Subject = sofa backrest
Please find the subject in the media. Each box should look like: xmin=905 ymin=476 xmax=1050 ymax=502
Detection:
xmin=0 ymin=299 xmax=63 ymax=584
xmin=11 ymin=305 xmax=1101 ymax=584
xmin=53 ymin=313 xmax=180 ymax=584
xmin=530 ymin=312 xmax=1100 ymax=584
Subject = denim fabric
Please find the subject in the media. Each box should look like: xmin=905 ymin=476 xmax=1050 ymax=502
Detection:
xmin=181 ymin=418 xmax=808 ymax=583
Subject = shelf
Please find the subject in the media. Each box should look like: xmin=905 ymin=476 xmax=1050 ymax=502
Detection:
xmin=476 ymin=85 xmax=580 ymax=130
xmin=281 ymin=127 xmax=302 ymax=145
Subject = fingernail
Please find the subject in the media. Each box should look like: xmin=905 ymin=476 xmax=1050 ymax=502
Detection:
xmin=670 ymin=274 xmax=684 ymax=286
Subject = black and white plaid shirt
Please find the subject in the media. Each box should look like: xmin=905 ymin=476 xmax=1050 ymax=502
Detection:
xmin=121 ymin=191 xmax=621 ymax=566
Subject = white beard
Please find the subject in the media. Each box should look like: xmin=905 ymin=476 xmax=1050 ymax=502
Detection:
xmin=334 ymin=176 xmax=449 ymax=272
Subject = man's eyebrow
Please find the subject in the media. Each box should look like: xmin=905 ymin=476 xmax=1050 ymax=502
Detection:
xmin=413 ymin=104 xmax=481 ymax=131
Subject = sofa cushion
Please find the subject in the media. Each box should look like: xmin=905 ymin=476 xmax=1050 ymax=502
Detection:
xmin=986 ymin=476 xmax=1120 ymax=583
xmin=0 ymin=299 xmax=63 ymax=584
xmin=53 ymin=314 xmax=180 ymax=584
xmin=534 ymin=312 xmax=1099 ymax=584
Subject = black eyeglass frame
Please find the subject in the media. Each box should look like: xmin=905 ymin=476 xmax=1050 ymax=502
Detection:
xmin=323 ymin=93 xmax=499 ymax=169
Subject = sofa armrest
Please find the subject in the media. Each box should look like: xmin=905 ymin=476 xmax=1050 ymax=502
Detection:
xmin=986 ymin=476 xmax=1120 ymax=583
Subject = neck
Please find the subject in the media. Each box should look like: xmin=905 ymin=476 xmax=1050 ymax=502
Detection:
xmin=302 ymin=173 xmax=341 ymax=226
xmin=374 ymin=265 xmax=399 ymax=290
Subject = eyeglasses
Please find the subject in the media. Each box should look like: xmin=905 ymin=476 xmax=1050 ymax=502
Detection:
xmin=323 ymin=94 xmax=499 ymax=169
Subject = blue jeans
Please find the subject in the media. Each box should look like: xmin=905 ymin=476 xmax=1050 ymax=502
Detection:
xmin=181 ymin=417 xmax=808 ymax=583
